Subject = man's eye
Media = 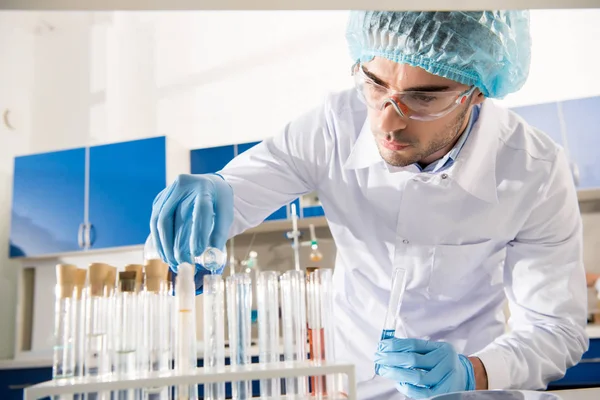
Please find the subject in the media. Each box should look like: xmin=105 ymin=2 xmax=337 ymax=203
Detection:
xmin=365 ymin=82 xmax=387 ymax=95
xmin=412 ymin=94 xmax=437 ymax=102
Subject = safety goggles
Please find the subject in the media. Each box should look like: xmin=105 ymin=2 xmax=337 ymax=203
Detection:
xmin=352 ymin=63 xmax=477 ymax=121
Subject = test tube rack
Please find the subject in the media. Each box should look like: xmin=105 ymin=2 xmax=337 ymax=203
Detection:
xmin=23 ymin=360 xmax=357 ymax=400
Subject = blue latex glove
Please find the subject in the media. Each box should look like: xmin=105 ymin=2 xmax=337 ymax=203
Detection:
xmin=149 ymin=173 xmax=234 ymax=280
xmin=375 ymin=338 xmax=475 ymax=399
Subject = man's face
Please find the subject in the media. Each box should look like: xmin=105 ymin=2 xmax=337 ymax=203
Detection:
xmin=361 ymin=57 xmax=484 ymax=167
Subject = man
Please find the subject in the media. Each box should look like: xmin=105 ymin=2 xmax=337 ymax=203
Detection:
xmin=149 ymin=10 xmax=589 ymax=399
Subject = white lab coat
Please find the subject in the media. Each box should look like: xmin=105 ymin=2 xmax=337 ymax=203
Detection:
xmin=219 ymin=89 xmax=589 ymax=399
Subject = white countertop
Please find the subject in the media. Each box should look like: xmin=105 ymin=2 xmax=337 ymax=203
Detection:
xmin=585 ymin=324 xmax=600 ymax=339
xmin=549 ymin=388 xmax=600 ymax=400
xmin=0 ymin=363 xmax=598 ymax=399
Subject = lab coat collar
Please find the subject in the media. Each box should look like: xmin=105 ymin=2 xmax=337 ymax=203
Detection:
xmin=343 ymin=119 xmax=383 ymax=170
xmin=450 ymin=100 xmax=500 ymax=204
xmin=343 ymin=101 xmax=501 ymax=204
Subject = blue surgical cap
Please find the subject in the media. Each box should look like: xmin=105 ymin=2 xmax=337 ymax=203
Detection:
xmin=346 ymin=11 xmax=531 ymax=99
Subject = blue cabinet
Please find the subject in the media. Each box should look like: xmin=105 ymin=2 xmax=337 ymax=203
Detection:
xmin=10 ymin=148 xmax=86 ymax=257
xmin=302 ymin=204 xmax=325 ymax=218
xmin=190 ymin=144 xmax=235 ymax=175
xmin=0 ymin=366 xmax=52 ymax=400
xmin=547 ymin=337 xmax=600 ymax=389
xmin=237 ymin=140 xmax=261 ymax=155
xmin=89 ymin=137 xmax=167 ymax=249
xmin=10 ymin=137 xmax=168 ymax=258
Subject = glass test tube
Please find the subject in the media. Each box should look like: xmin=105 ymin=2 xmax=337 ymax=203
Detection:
xmin=144 ymin=259 xmax=171 ymax=400
xmin=74 ymin=268 xmax=88 ymax=380
xmin=175 ymin=263 xmax=198 ymax=400
xmin=381 ymin=268 xmax=408 ymax=340
xmin=104 ymin=266 xmax=117 ymax=378
xmin=85 ymin=263 xmax=111 ymax=400
xmin=279 ymin=270 xmax=308 ymax=397
xmin=114 ymin=271 xmax=139 ymax=400
xmin=53 ymin=264 xmax=77 ymax=382
xmin=203 ymin=275 xmax=225 ymax=400
xmin=257 ymin=271 xmax=280 ymax=399
xmin=307 ymin=268 xmax=341 ymax=397
xmin=125 ymin=264 xmax=146 ymax=373
xmin=167 ymin=268 xmax=176 ymax=398
xmin=226 ymin=273 xmax=252 ymax=400
xmin=194 ymin=247 xmax=227 ymax=273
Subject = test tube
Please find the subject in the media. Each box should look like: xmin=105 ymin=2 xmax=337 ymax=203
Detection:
xmin=115 ymin=271 xmax=139 ymax=400
xmin=279 ymin=270 xmax=308 ymax=397
xmin=144 ymin=259 xmax=171 ymax=400
xmin=167 ymin=269 xmax=176 ymax=378
xmin=103 ymin=266 xmax=117 ymax=376
xmin=203 ymin=274 xmax=225 ymax=400
xmin=226 ymin=273 xmax=252 ymax=400
xmin=194 ymin=247 xmax=227 ymax=273
xmin=105 ymin=266 xmax=117 ymax=294
xmin=257 ymin=271 xmax=280 ymax=399
xmin=125 ymin=264 xmax=144 ymax=292
xmin=53 ymin=264 xmax=77 ymax=382
xmin=175 ymin=263 xmax=198 ymax=400
xmin=73 ymin=268 xmax=87 ymax=379
xmin=381 ymin=268 xmax=408 ymax=340
xmin=84 ymin=263 xmax=111 ymax=400
xmin=125 ymin=264 xmax=146 ymax=374
xmin=307 ymin=268 xmax=340 ymax=397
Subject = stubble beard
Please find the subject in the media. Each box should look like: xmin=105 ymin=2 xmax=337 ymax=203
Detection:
xmin=376 ymin=105 xmax=472 ymax=168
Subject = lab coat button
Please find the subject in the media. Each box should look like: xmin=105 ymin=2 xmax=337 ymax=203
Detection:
xmin=441 ymin=173 xmax=448 ymax=179
xmin=403 ymin=239 xmax=409 ymax=244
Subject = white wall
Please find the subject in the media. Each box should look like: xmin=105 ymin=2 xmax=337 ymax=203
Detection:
xmin=497 ymin=9 xmax=600 ymax=107
xmin=0 ymin=12 xmax=36 ymax=359
xmin=1 ymin=9 xmax=599 ymax=359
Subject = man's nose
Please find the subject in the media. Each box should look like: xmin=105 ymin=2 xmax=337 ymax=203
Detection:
xmin=377 ymin=100 xmax=408 ymax=134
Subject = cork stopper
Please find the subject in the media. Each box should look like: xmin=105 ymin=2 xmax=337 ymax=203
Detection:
xmin=144 ymin=259 xmax=169 ymax=293
xmin=125 ymin=264 xmax=144 ymax=292
xmin=104 ymin=266 xmax=117 ymax=295
xmin=167 ymin=269 xmax=174 ymax=294
xmin=119 ymin=271 xmax=137 ymax=293
xmin=74 ymin=268 xmax=87 ymax=300
xmin=56 ymin=264 xmax=77 ymax=299
xmin=88 ymin=263 xmax=109 ymax=297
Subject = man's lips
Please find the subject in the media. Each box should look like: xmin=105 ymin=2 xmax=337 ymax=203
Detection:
xmin=381 ymin=138 xmax=411 ymax=151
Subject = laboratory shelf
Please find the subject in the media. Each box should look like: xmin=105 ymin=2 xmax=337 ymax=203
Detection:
xmin=23 ymin=360 xmax=356 ymax=400
xmin=244 ymin=216 xmax=328 ymax=235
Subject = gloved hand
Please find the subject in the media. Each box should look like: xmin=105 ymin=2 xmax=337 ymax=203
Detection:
xmin=374 ymin=338 xmax=475 ymax=399
xmin=149 ymin=173 xmax=234 ymax=273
